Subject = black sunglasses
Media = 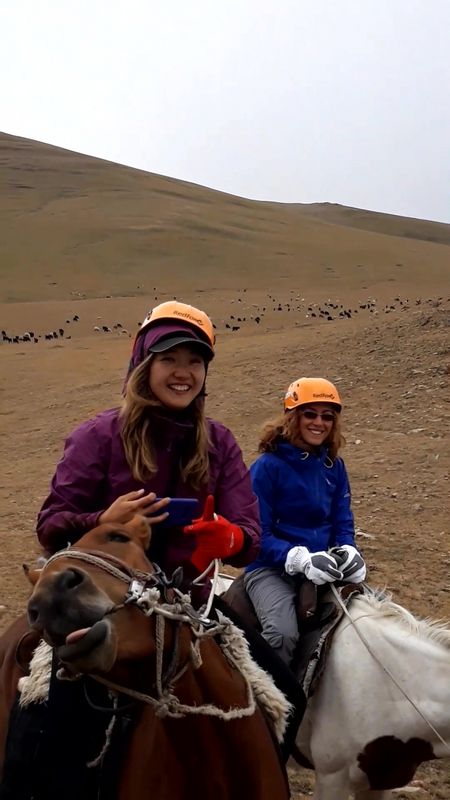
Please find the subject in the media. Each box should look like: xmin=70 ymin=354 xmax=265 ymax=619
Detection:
xmin=300 ymin=409 xmax=336 ymax=423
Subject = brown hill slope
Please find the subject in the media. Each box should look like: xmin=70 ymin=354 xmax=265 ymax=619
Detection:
xmin=296 ymin=202 xmax=450 ymax=246
xmin=1 ymin=132 xmax=449 ymax=303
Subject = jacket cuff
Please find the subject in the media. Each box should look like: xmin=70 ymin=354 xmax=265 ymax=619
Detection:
xmin=223 ymin=529 xmax=257 ymax=568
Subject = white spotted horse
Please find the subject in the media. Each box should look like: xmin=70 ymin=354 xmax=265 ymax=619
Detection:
xmin=220 ymin=573 xmax=450 ymax=799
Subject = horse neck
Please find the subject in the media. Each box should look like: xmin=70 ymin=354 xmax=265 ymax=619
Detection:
xmin=108 ymin=611 xmax=179 ymax=691
xmin=110 ymin=615 xmax=247 ymax=708
xmin=348 ymin=598 xmax=450 ymax=742
xmin=382 ymin=616 xmax=450 ymax=695
xmin=173 ymin=632 xmax=249 ymax=708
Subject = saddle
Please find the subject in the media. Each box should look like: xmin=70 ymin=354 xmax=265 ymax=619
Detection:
xmin=220 ymin=574 xmax=363 ymax=697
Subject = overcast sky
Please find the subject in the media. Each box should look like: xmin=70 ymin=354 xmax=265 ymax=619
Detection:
xmin=2 ymin=0 xmax=450 ymax=222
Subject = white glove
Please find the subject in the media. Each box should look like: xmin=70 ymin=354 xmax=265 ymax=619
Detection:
xmin=330 ymin=544 xmax=366 ymax=583
xmin=285 ymin=546 xmax=343 ymax=585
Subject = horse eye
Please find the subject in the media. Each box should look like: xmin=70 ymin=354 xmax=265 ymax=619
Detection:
xmin=107 ymin=532 xmax=131 ymax=543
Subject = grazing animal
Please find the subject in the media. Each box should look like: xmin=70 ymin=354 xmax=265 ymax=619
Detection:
xmin=220 ymin=576 xmax=450 ymax=799
xmin=0 ymin=519 xmax=290 ymax=800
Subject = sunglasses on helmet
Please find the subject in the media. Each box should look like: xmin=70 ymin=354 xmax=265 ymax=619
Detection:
xmin=300 ymin=409 xmax=336 ymax=423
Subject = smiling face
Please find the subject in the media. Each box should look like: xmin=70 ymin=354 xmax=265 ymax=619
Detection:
xmin=297 ymin=403 xmax=337 ymax=448
xmin=148 ymin=344 xmax=206 ymax=410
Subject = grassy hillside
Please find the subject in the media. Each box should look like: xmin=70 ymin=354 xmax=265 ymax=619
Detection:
xmin=1 ymin=132 xmax=449 ymax=302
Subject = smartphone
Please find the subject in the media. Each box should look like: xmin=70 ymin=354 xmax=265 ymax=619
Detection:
xmin=157 ymin=497 xmax=200 ymax=528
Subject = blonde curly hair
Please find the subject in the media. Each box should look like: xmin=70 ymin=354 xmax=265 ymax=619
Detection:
xmin=258 ymin=407 xmax=345 ymax=461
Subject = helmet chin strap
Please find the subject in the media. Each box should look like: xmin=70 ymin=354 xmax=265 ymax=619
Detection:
xmin=199 ymin=362 xmax=210 ymax=397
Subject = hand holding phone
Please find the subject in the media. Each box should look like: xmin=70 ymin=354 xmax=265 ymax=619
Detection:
xmin=157 ymin=498 xmax=200 ymax=527
xmin=99 ymin=491 xmax=170 ymax=525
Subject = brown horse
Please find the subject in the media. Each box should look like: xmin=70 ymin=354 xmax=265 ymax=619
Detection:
xmin=0 ymin=517 xmax=290 ymax=800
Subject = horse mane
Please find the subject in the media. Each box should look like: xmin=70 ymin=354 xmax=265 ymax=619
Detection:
xmin=358 ymin=587 xmax=450 ymax=650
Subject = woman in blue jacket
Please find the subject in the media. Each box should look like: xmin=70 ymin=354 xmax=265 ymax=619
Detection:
xmin=244 ymin=377 xmax=366 ymax=666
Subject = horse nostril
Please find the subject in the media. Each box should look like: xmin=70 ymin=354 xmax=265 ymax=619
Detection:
xmin=57 ymin=568 xmax=86 ymax=592
xmin=27 ymin=604 xmax=39 ymax=626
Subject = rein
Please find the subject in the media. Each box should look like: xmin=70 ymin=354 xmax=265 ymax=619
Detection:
xmin=331 ymin=584 xmax=450 ymax=754
xmin=47 ymin=548 xmax=258 ymax=722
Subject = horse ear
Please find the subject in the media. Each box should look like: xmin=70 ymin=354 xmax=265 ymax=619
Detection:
xmin=170 ymin=567 xmax=184 ymax=589
xmin=23 ymin=563 xmax=42 ymax=585
xmin=124 ymin=515 xmax=151 ymax=550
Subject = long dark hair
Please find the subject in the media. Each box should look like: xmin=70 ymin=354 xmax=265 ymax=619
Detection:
xmin=120 ymin=356 xmax=210 ymax=488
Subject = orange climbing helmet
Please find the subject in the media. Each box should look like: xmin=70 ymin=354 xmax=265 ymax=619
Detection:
xmin=139 ymin=301 xmax=215 ymax=349
xmin=284 ymin=377 xmax=342 ymax=412
xmin=125 ymin=300 xmax=216 ymax=385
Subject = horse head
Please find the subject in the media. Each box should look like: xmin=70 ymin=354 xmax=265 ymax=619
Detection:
xmin=8 ymin=518 xmax=293 ymax=799
xmin=25 ymin=516 xmax=172 ymax=676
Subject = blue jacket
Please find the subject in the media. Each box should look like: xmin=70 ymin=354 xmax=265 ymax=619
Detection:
xmin=245 ymin=442 xmax=355 ymax=572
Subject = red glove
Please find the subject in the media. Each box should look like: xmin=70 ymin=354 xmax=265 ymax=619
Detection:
xmin=183 ymin=495 xmax=244 ymax=573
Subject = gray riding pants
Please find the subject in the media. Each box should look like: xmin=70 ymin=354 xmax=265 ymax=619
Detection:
xmin=244 ymin=567 xmax=299 ymax=666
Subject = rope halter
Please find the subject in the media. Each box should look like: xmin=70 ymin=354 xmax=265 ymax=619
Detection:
xmin=44 ymin=547 xmax=257 ymax=722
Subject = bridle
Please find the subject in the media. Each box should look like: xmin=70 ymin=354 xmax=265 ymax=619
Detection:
xmin=45 ymin=546 xmax=220 ymax=694
xmin=45 ymin=547 xmax=161 ymax=595
xmin=43 ymin=547 xmax=257 ymax=723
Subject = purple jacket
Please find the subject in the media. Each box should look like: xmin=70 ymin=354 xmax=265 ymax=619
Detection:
xmin=37 ymin=408 xmax=260 ymax=580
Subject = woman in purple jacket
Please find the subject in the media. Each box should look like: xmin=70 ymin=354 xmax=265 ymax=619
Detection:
xmin=1 ymin=303 xmax=304 ymax=795
xmin=37 ymin=300 xmax=260 ymax=587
